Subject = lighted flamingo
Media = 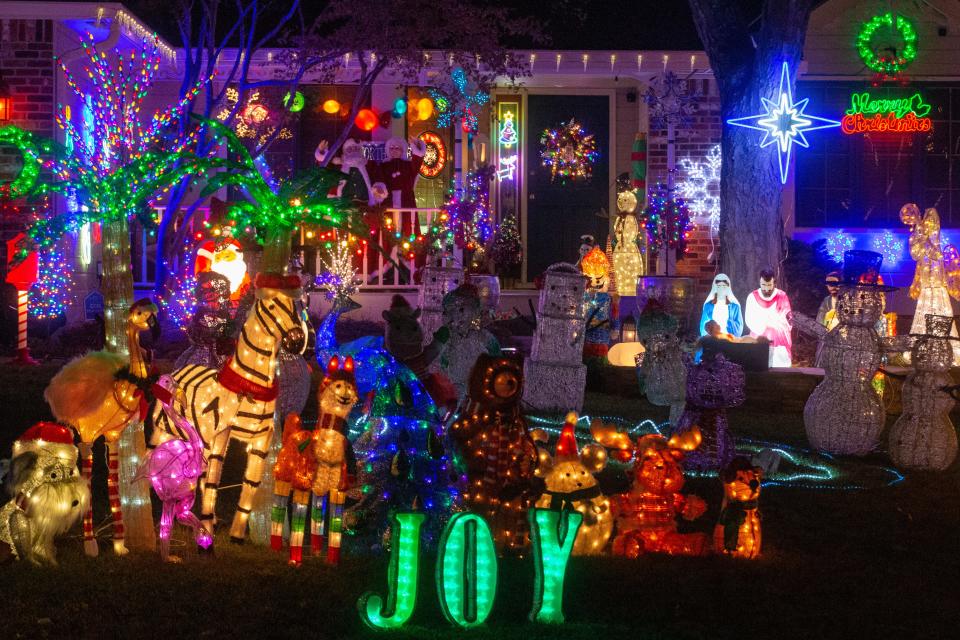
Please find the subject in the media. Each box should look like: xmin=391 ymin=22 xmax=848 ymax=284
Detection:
xmin=133 ymin=375 xmax=212 ymax=562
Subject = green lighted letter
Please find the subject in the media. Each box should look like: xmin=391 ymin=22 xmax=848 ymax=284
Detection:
xmin=357 ymin=512 xmax=426 ymax=630
xmin=436 ymin=512 xmax=499 ymax=627
xmin=528 ymin=508 xmax=582 ymax=624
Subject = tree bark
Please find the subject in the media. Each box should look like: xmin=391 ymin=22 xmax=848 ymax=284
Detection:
xmin=689 ymin=0 xmax=816 ymax=302
xmin=100 ymin=219 xmax=156 ymax=551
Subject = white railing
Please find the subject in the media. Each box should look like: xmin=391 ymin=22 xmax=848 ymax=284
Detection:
xmin=317 ymin=208 xmax=455 ymax=289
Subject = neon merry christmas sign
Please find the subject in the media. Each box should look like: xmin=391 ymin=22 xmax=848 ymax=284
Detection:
xmin=357 ymin=509 xmax=582 ymax=629
xmin=841 ymin=91 xmax=933 ymax=135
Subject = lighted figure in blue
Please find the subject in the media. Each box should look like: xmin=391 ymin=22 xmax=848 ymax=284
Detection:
xmin=700 ymin=274 xmax=743 ymax=337
xmin=315 ymin=301 xmax=464 ymax=551
xmin=581 ymin=246 xmax=618 ymax=358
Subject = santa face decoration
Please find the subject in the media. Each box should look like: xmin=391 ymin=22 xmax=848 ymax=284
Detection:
xmin=196 ymin=240 xmax=248 ymax=296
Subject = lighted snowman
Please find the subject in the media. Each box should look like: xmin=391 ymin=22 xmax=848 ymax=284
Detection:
xmin=887 ymin=314 xmax=958 ymax=471
xmin=793 ymin=251 xmax=895 ymax=456
xmin=635 ymin=302 xmax=686 ymax=427
xmin=612 ymin=187 xmax=644 ymax=295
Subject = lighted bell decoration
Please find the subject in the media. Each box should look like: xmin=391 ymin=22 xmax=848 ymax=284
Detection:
xmin=416 ymin=97 xmax=434 ymax=121
xmin=322 ymin=99 xmax=341 ymax=115
xmin=0 ymin=72 xmax=11 ymax=122
xmin=355 ymin=108 xmax=378 ymax=131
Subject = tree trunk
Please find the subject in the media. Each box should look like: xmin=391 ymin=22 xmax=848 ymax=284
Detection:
xmin=261 ymin=227 xmax=293 ymax=274
xmin=719 ymin=99 xmax=785 ymax=302
xmin=100 ymin=219 xmax=156 ymax=551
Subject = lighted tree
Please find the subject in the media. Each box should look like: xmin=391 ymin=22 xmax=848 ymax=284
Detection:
xmin=21 ymin=32 xmax=219 ymax=549
xmin=29 ymin=247 xmax=72 ymax=321
xmin=689 ymin=0 xmax=818 ymax=297
xmin=199 ymin=121 xmax=367 ymax=272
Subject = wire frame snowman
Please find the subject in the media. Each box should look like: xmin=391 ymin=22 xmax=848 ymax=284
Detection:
xmin=887 ymin=314 xmax=958 ymax=471
xmin=792 ymin=251 xmax=899 ymax=456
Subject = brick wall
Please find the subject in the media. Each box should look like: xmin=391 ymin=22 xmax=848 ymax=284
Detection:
xmin=646 ymin=78 xmax=721 ymax=297
xmin=0 ymin=19 xmax=54 ymax=271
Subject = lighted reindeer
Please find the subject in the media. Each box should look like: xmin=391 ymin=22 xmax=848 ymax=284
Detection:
xmin=134 ymin=375 xmax=213 ymax=562
xmin=150 ymin=273 xmax=307 ymax=548
xmin=44 ymin=299 xmax=160 ymax=557
xmin=271 ymin=356 xmax=359 ymax=565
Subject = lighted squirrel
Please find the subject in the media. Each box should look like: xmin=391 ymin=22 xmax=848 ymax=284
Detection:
xmin=532 ymin=412 xmax=612 ymax=555
xmin=596 ymin=424 xmax=709 ymax=557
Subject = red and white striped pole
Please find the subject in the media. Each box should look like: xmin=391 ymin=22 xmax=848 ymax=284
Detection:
xmin=13 ymin=289 xmax=37 ymax=365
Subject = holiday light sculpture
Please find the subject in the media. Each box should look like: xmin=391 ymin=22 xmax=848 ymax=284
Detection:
xmin=428 ymin=66 xmax=490 ymax=133
xmin=636 ymin=310 xmax=687 ymax=425
xmin=195 ymin=237 xmax=249 ymax=298
xmin=271 ymin=356 xmax=359 ymax=565
xmin=791 ymin=251 xmax=898 ymax=455
xmin=44 ymin=300 xmax=161 ymax=557
xmin=28 ymin=247 xmax=71 ymax=320
xmin=714 ymin=457 xmax=762 ymax=559
xmin=172 ymin=272 xmax=233 ymax=369
xmin=677 ymin=144 xmax=721 ymax=240
xmin=528 ymin=508 xmax=582 ymax=624
xmin=581 ymin=247 xmax=617 ymax=358
xmin=133 ymin=375 xmax=212 ymax=562
xmin=857 ymin=12 xmax=917 ymax=76
xmin=523 ymin=263 xmax=589 ymax=412
xmin=727 ymin=61 xmax=840 ymax=184
xmin=612 ymin=185 xmax=644 ymax=292
xmin=540 ymin=119 xmax=599 ymax=183
xmin=871 ymin=230 xmax=904 ymax=266
xmin=451 ymin=352 xmax=539 ymax=554
xmin=358 ymin=511 xmax=426 ymax=630
xmin=903 ymin=204 xmax=960 ymax=360
xmin=436 ymin=512 xmax=499 ymax=628
xmin=672 ymin=353 xmax=746 ymax=471
xmin=887 ymin=315 xmax=958 ymax=471
xmin=533 ymin=413 xmax=612 ymax=555
xmin=150 ymin=273 xmax=308 ymax=547
xmin=491 ymin=213 xmax=523 ymax=271
xmin=603 ymin=427 xmax=709 ymax=557
xmin=0 ymin=423 xmax=91 ymax=565
xmin=825 ymin=229 xmax=856 ymax=262
xmin=438 ymin=284 xmax=501 ymax=401
xmin=640 ymin=182 xmax=693 ymax=257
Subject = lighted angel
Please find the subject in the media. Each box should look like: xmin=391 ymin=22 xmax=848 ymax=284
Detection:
xmin=902 ymin=203 xmax=960 ymax=361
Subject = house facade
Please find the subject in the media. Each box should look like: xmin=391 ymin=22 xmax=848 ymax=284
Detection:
xmin=0 ymin=0 xmax=954 ymax=327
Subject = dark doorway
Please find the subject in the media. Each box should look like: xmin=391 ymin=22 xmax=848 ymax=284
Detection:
xmin=525 ymin=94 xmax=610 ymax=280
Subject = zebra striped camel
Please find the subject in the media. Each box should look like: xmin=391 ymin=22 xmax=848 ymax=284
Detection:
xmin=151 ymin=273 xmax=307 ymax=545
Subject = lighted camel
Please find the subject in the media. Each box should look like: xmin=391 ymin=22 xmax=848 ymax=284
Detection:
xmin=150 ymin=273 xmax=307 ymax=548
xmin=44 ymin=299 xmax=160 ymax=557
xmin=134 ymin=374 xmax=213 ymax=562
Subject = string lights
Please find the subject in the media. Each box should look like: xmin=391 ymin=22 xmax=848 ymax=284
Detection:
xmin=540 ymin=119 xmax=599 ymax=183
xmin=639 ymin=182 xmax=692 ymax=255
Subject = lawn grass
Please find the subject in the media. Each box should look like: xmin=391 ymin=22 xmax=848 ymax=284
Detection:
xmin=2 ymin=366 xmax=959 ymax=639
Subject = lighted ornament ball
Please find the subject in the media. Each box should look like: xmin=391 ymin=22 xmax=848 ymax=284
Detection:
xmin=355 ymin=109 xmax=378 ymax=132
xmin=417 ymin=98 xmax=434 ymax=121
xmin=283 ymin=91 xmax=305 ymax=113
xmin=393 ymin=98 xmax=407 ymax=117
xmin=322 ymin=99 xmax=341 ymax=115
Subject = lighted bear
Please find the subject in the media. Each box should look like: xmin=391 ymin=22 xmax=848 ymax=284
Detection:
xmin=532 ymin=412 xmax=612 ymax=555
xmin=714 ymin=457 xmax=762 ymax=559
xmin=603 ymin=427 xmax=709 ymax=557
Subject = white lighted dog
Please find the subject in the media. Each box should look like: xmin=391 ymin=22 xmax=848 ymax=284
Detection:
xmin=0 ymin=423 xmax=90 ymax=565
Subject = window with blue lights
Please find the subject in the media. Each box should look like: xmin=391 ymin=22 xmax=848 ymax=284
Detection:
xmin=795 ymin=81 xmax=960 ymax=228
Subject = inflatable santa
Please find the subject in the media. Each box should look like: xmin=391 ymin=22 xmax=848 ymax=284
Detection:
xmin=745 ymin=268 xmax=793 ymax=368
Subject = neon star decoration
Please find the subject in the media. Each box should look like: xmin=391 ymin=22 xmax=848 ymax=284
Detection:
xmin=727 ymin=62 xmax=840 ymax=184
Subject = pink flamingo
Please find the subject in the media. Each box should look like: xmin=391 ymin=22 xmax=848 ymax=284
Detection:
xmin=134 ymin=375 xmax=212 ymax=562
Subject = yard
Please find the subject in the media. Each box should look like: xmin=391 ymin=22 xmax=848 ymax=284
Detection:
xmin=2 ymin=364 xmax=959 ymax=640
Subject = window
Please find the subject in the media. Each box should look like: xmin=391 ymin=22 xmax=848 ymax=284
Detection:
xmin=796 ymin=81 xmax=958 ymax=228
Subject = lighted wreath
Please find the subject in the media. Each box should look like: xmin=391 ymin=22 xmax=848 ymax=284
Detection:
xmin=0 ymin=126 xmax=42 ymax=199
xmin=857 ymin=12 xmax=917 ymax=75
xmin=540 ymin=119 xmax=599 ymax=183
xmin=418 ymin=131 xmax=446 ymax=178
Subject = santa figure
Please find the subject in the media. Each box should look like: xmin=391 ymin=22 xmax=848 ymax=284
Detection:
xmin=370 ymin=137 xmax=426 ymax=209
xmin=745 ymin=268 xmax=793 ymax=368
xmin=315 ymin=138 xmax=384 ymax=207
xmin=195 ymin=237 xmax=249 ymax=301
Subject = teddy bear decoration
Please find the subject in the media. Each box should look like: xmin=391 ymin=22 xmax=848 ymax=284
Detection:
xmin=532 ymin=412 xmax=612 ymax=555
xmin=714 ymin=457 xmax=762 ymax=559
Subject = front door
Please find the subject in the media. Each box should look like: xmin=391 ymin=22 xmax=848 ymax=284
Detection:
xmin=525 ymin=94 xmax=610 ymax=281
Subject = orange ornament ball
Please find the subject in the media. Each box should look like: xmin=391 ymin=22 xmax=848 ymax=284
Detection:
xmin=355 ymin=108 xmax=378 ymax=131
xmin=322 ymin=99 xmax=341 ymax=114
xmin=416 ymin=98 xmax=434 ymax=121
